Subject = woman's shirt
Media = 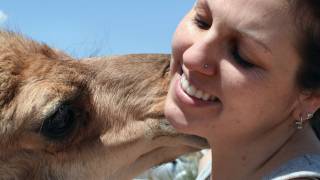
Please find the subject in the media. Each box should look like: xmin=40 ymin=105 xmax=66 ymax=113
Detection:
xmin=263 ymin=154 xmax=320 ymax=180
xmin=196 ymin=154 xmax=320 ymax=180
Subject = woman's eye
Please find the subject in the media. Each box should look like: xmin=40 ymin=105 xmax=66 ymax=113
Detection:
xmin=193 ymin=16 xmax=211 ymax=30
xmin=231 ymin=46 xmax=255 ymax=69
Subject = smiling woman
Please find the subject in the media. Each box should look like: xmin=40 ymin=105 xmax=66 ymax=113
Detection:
xmin=165 ymin=0 xmax=320 ymax=179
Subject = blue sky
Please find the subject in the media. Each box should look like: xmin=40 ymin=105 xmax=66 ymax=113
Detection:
xmin=0 ymin=0 xmax=194 ymax=58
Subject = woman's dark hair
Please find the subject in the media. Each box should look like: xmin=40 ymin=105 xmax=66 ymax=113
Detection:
xmin=289 ymin=0 xmax=320 ymax=138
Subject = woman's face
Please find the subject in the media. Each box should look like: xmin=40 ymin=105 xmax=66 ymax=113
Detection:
xmin=165 ymin=0 xmax=302 ymax=142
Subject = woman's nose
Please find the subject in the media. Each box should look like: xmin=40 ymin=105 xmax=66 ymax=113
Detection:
xmin=183 ymin=31 xmax=222 ymax=76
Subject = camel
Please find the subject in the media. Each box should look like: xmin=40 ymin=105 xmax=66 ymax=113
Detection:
xmin=0 ymin=31 xmax=207 ymax=180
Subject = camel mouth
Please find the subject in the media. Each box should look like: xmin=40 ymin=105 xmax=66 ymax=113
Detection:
xmin=179 ymin=134 xmax=209 ymax=149
xmin=118 ymin=134 xmax=208 ymax=179
xmin=141 ymin=118 xmax=209 ymax=150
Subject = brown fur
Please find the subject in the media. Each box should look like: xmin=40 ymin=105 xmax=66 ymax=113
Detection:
xmin=0 ymin=31 xmax=207 ymax=180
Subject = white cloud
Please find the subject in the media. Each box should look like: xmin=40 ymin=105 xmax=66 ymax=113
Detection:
xmin=0 ymin=11 xmax=8 ymax=24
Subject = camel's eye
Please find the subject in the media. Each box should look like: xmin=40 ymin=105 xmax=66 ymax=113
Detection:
xmin=41 ymin=104 xmax=77 ymax=140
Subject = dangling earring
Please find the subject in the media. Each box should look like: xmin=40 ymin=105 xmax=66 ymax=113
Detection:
xmin=295 ymin=115 xmax=304 ymax=130
xmin=295 ymin=112 xmax=314 ymax=130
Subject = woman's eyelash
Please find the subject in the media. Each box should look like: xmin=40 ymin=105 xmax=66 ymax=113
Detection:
xmin=193 ymin=16 xmax=210 ymax=30
xmin=231 ymin=46 xmax=255 ymax=69
xmin=192 ymin=14 xmax=255 ymax=69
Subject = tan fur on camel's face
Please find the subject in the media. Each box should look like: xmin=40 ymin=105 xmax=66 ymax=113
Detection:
xmin=0 ymin=31 xmax=207 ymax=180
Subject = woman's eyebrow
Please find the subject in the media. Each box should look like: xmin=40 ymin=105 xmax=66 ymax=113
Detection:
xmin=239 ymin=31 xmax=272 ymax=54
xmin=194 ymin=0 xmax=211 ymax=13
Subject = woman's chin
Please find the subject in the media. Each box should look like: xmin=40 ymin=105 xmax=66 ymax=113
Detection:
xmin=164 ymin=101 xmax=191 ymax=134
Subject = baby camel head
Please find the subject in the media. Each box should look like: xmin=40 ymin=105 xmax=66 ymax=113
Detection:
xmin=0 ymin=31 xmax=207 ymax=180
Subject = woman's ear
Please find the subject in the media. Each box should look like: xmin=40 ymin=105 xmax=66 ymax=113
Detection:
xmin=292 ymin=90 xmax=320 ymax=120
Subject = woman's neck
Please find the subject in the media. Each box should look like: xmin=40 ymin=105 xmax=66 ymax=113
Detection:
xmin=255 ymin=124 xmax=320 ymax=178
xmin=208 ymin=124 xmax=320 ymax=180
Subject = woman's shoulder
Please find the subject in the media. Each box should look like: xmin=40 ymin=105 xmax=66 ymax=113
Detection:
xmin=263 ymin=154 xmax=320 ymax=180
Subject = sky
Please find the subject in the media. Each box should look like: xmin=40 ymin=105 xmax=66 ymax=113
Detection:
xmin=0 ymin=0 xmax=195 ymax=58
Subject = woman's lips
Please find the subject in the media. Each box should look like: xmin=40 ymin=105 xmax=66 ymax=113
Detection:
xmin=180 ymin=73 xmax=219 ymax=102
xmin=174 ymin=73 xmax=221 ymax=107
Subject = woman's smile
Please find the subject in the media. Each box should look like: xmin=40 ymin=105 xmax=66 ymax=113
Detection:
xmin=181 ymin=73 xmax=219 ymax=102
xmin=173 ymin=72 xmax=221 ymax=108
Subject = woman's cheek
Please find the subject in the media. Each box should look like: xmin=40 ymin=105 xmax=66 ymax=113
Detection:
xmin=171 ymin=25 xmax=194 ymax=74
xmin=171 ymin=35 xmax=184 ymax=75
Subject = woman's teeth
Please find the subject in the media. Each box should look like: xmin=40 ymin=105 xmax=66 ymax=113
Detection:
xmin=180 ymin=74 xmax=219 ymax=102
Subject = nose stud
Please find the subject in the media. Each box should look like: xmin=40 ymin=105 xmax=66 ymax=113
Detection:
xmin=203 ymin=64 xmax=209 ymax=69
